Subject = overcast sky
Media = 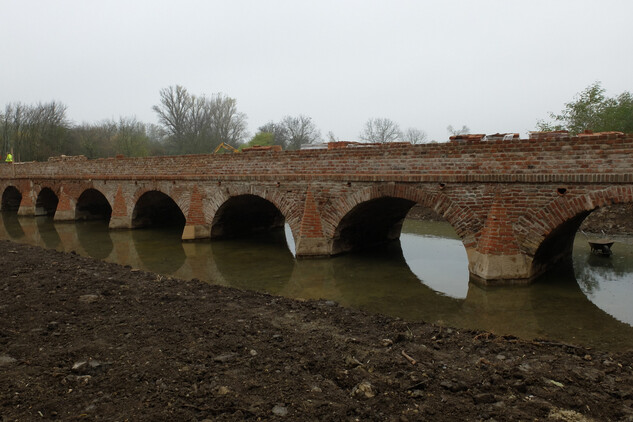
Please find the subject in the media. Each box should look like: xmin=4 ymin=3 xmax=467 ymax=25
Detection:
xmin=1 ymin=0 xmax=631 ymax=142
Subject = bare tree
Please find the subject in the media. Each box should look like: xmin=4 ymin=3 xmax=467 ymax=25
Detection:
xmin=359 ymin=118 xmax=402 ymax=143
xmin=207 ymin=94 xmax=248 ymax=148
xmin=281 ymin=115 xmax=321 ymax=150
xmin=0 ymin=101 xmax=70 ymax=161
xmin=112 ymin=117 xmax=150 ymax=157
xmin=447 ymin=124 xmax=470 ymax=136
xmin=152 ymin=86 xmax=248 ymax=154
xmin=257 ymin=122 xmax=288 ymax=148
xmin=326 ymin=131 xmax=339 ymax=143
xmin=402 ymin=127 xmax=428 ymax=144
xmin=152 ymin=85 xmax=194 ymax=154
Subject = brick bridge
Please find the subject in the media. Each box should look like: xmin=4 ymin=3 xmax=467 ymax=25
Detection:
xmin=0 ymin=132 xmax=632 ymax=285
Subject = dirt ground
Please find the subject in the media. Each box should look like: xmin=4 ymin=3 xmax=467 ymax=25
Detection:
xmin=1 ymin=240 xmax=633 ymax=421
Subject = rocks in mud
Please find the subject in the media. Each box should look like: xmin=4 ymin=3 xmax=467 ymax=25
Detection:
xmin=71 ymin=359 xmax=112 ymax=375
xmin=473 ymin=393 xmax=497 ymax=404
xmin=380 ymin=338 xmax=394 ymax=347
xmin=272 ymin=405 xmax=288 ymax=416
xmin=351 ymin=381 xmax=375 ymax=398
xmin=440 ymin=380 xmax=468 ymax=392
xmin=344 ymin=355 xmax=363 ymax=368
xmin=78 ymin=294 xmax=100 ymax=303
xmin=213 ymin=353 xmax=237 ymax=363
xmin=0 ymin=355 xmax=17 ymax=365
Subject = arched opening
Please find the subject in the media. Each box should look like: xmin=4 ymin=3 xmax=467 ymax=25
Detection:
xmin=332 ymin=196 xmax=416 ymax=255
xmin=132 ymin=190 xmax=186 ymax=229
xmin=531 ymin=210 xmax=591 ymax=278
xmin=211 ymin=194 xmax=285 ymax=239
xmin=1 ymin=186 xmax=22 ymax=213
xmin=35 ymin=188 xmax=59 ymax=217
xmin=76 ymin=189 xmax=112 ymax=221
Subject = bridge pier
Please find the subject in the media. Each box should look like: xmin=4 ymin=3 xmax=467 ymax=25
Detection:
xmin=181 ymin=224 xmax=211 ymax=241
xmin=467 ymin=250 xmax=534 ymax=285
xmin=109 ymin=216 xmax=132 ymax=230
xmin=17 ymin=205 xmax=35 ymax=217
xmin=295 ymin=237 xmax=331 ymax=257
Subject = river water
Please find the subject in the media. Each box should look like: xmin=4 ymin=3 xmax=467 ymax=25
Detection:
xmin=2 ymin=213 xmax=633 ymax=351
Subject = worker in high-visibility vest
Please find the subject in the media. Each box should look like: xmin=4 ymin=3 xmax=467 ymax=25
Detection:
xmin=5 ymin=153 xmax=13 ymax=163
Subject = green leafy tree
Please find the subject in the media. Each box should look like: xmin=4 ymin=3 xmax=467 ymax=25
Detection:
xmin=241 ymin=132 xmax=275 ymax=150
xmin=537 ymin=82 xmax=633 ymax=134
xmin=257 ymin=122 xmax=288 ymax=149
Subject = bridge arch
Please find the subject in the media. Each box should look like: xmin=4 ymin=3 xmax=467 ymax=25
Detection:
xmin=76 ymin=188 xmax=112 ymax=221
xmin=325 ymin=184 xmax=480 ymax=255
xmin=208 ymin=186 xmax=299 ymax=244
xmin=132 ymin=190 xmax=186 ymax=228
xmin=522 ymin=185 xmax=633 ymax=278
xmin=211 ymin=194 xmax=286 ymax=239
xmin=35 ymin=187 xmax=59 ymax=217
xmin=1 ymin=186 xmax=22 ymax=213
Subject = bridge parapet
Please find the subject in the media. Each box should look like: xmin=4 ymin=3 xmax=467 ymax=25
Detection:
xmin=0 ymin=133 xmax=632 ymax=182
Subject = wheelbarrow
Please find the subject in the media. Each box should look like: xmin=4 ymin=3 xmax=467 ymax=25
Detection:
xmin=588 ymin=239 xmax=614 ymax=256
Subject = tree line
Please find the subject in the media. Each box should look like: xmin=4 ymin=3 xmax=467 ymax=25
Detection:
xmin=0 ymin=82 xmax=630 ymax=162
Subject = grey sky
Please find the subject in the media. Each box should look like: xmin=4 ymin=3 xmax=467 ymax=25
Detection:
xmin=1 ymin=0 xmax=631 ymax=142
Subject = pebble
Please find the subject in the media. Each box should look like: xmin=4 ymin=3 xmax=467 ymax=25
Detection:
xmin=216 ymin=386 xmax=230 ymax=395
xmin=380 ymin=338 xmax=394 ymax=347
xmin=78 ymin=294 xmax=100 ymax=303
xmin=351 ymin=381 xmax=375 ymax=398
xmin=0 ymin=355 xmax=17 ymax=365
xmin=272 ymin=405 xmax=288 ymax=416
xmin=213 ymin=353 xmax=237 ymax=363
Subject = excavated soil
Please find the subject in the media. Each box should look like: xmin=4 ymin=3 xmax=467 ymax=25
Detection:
xmin=1 ymin=240 xmax=633 ymax=421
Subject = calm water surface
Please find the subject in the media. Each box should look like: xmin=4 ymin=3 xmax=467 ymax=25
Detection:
xmin=2 ymin=213 xmax=633 ymax=351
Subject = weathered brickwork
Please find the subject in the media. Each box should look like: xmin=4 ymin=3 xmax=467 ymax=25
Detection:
xmin=0 ymin=132 xmax=631 ymax=285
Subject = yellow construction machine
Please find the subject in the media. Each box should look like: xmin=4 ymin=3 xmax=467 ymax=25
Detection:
xmin=213 ymin=142 xmax=239 ymax=154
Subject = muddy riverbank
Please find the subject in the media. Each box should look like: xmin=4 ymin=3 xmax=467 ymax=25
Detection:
xmin=1 ymin=240 xmax=633 ymax=421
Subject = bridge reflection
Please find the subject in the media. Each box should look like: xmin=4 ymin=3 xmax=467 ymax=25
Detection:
xmin=1 ymin=213 xmax=633 ymax=350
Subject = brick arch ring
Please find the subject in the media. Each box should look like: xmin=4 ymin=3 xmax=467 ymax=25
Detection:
xmin=321 ymin=183 xmax=481 ymax=247
xmin=518 ymin=185 xmax=633 ymax=256
xmin=130 ymin=186 xmax=190 ymax=220
xmin=206 ymin=185 xmax=300 ymax=239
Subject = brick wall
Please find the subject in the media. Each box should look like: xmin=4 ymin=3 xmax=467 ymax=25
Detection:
xmin=0 ymin=132 xmax=631 ymax=184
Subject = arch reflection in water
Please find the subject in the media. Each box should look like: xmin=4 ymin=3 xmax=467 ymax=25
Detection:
xmin=289 ymin=242 xmax=464 ymax=321
xmin=76 ymin=220 xmax=114 ymax=260
xmin=35 ymin=216 xmax=61 ymax=249
xmin=210 ymin=231 xmax=295 ymax=293
xmin=2 ymin=211 xmax=25 ymax=239
xmin=132 ymin=227 xmax=187 ymax=274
